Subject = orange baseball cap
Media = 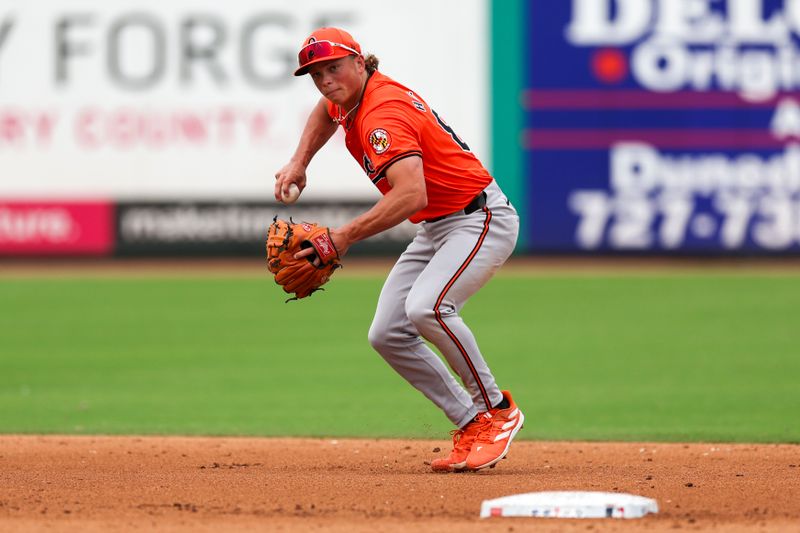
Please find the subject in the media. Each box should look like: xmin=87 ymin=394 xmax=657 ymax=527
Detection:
xmin=294 ymin=27 xmax=362 ymax=76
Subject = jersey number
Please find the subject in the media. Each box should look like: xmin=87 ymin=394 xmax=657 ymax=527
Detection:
xmin=432 ymin=109 xmax=470 ymax=152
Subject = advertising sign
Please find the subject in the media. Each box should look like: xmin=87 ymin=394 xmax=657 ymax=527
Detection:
xmin=526 ymin=0 xmax=800 ymax=253
xmin=0 ymin=0 xmax=488 ymax=202
xmin=115 ymin=201 xmax=416 ymax=256
xmin=0 ymin=201 xmax=113 ymax=255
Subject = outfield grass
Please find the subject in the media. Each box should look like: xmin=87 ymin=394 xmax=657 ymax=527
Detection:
xmin=1 ymin=271 xmax=798 ymax=442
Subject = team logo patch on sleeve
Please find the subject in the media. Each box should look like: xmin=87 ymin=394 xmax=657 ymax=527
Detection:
xmin=368 ymin=128 xmax=391 ymax=154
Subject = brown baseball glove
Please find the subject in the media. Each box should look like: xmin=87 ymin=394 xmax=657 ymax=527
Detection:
xmin=266 ymin=218 xmax=341 ymax=301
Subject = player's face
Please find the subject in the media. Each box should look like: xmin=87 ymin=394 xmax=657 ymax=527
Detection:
xmin=308 ymin=56 xmax=364 ymax=108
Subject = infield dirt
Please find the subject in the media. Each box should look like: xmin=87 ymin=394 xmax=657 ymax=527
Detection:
xmin=1 ymin=436 xmax=798 ymax=532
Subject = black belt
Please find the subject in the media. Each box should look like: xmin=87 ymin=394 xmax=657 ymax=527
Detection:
xmin=425 ymin=190 xmax=487 ymax=223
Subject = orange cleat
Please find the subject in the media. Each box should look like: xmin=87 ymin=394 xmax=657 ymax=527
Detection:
xmin=465 ymin=390 xmax=525 ymax=471
xmin=430 ymin=417 xmax=484 ymax=472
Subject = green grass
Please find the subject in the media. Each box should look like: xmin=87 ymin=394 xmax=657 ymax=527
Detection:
xmin=1 ymin=272 xmax=798 ymax=442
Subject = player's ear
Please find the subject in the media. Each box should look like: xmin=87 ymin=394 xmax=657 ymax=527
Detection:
xmin=353 ymin=55 xmax=366 ymax=73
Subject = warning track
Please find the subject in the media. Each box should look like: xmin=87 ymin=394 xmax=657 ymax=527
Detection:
xmin=2 ymin=256 xmax=799 ymax=279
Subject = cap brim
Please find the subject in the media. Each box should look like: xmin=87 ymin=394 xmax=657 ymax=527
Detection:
xmin=293 ymin=52 xmax=357 ymax=76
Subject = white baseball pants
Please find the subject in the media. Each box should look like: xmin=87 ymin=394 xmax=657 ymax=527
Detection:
xmin=367 ymin=180 xmax=519 ymax=428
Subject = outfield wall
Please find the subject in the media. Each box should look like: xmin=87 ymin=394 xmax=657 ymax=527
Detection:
xmin=3 ymin=0 xmax=800 ymax=257
xmin=0 ymin=0 xmax=487 ymax=256
xmin=506 ymin=0 xmax=800 ymax=254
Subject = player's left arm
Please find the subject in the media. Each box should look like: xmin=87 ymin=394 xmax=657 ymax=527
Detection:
xmin=293 ymin=99 xmax=427 ymax=260
xmin=330 ymin=156 xmax=426 ymax=255
xmin=293 ymin=155 xmax=426 ymax=261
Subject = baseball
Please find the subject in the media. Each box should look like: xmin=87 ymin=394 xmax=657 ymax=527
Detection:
xmin=281 ymin=183 xmax=301 ymax=205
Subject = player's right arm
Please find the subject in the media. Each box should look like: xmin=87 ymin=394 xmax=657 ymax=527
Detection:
xmin=274 ymin=98 xmax=338 ymax=201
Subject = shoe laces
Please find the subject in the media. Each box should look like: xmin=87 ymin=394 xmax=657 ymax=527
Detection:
xmin=450 ymin=414 xmax=487 ymax=449
xmin=473 ymin=411 xmax=503 ymax=444
xmin=448 ymin=428 xmax=470 ymax=451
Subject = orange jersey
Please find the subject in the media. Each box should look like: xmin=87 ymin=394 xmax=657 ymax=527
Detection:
xmin=326 ymin=71 xmax=493 ymax=223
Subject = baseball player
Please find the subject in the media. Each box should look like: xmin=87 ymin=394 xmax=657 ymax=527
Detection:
xmin=274 ymin=27 xmax=524 ymax=472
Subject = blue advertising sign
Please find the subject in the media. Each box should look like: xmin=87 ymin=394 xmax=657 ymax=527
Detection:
xmin=525 ymin=0 xmax=800 ymax=253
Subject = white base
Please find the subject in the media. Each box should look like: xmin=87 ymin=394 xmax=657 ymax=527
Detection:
xmin=480 ymin=491 xmax=659 ymax=519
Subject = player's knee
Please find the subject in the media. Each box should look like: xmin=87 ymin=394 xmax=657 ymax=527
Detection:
xmin=405 ymin=297 xmax=437 ymax=333
xmin=367 ymin=319 xmax=389 ymax=353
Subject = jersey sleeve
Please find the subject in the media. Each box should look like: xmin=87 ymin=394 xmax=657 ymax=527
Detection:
xmin=360 ymin=100 xmax=424 ymax=179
